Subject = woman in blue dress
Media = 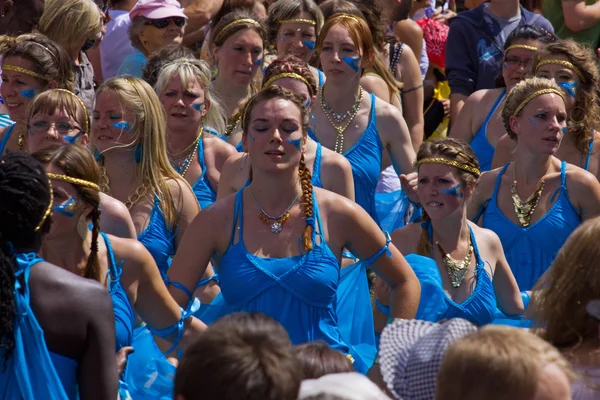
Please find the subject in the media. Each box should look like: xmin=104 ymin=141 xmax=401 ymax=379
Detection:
xmin=217 ymin=56 xmax=355 ymax=201
xmin=388 ymin=138 xmax=523 ymax=327
xmin=265 ymin=0 xmax=325 ymax=88
xmin=33 ymin=144 xmax=207 ymax=398
xmin=469 ymin=77 xmax=600 ymax=293
xmin=493 ymin=39 xmax=600 ymax=177
xmin=26 ymin=88 xmax=137 ymax=239
xmin=155 ymin=58 xmax=238 ymax=209
xmin=0 ymin=152 xmax=117 ymax=399
xmin=0 ymin=34 xmax=73 ymax=155
xmin=166 ymin=85 xmax=421 ymax=373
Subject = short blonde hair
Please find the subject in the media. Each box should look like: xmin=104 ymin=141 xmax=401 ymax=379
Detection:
xmin=27 ymin=89 xmax=89 ymax=133
xmin=38 ymin=0 xmax=102 ymax=50
xmin=436 ymin=326 xmax=576 ymax=400
xmin=154 ymin=58 xmax=226 ymax=134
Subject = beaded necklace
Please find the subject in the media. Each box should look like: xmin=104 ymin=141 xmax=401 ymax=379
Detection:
xmin=319 ymin=85 xmax=363 ymax=154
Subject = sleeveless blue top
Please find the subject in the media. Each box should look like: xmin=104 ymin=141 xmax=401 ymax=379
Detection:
xmin=137 ymin=198 xmax=176 ymax=279
xmin=404 ymin=225 xmax=497 ymax=326
xmin=201 ymin=189 xmax=370 ymax=372
xmin=191 ymin=137 xmax=217 ymax=209
xmin=470 ymin=89 xmax=505 ymax=172
xmin=312 ymin=94 xmax=382 ymax=224
xmin=0 ymin=123 xmax=15 ymax=154
xmin=101 ymin=233 xmax=135 ymax=351
xmin=0 ymin=253 xmax=75 ymax=400
xmin=317 ymin=69 xmax=324 ymax=86
xmin=482 ymin=161 xmax=581 ymax=291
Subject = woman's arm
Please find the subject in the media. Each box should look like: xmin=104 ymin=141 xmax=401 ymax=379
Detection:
xmin=360 ymin=74 xmax=397 ymax=110
xmin=568 ymin=167 xmax=600 ymax=221
xmin=397 ymin=45 xmax=424 ymax=152
xmin=216 ymin=152 xmax=249 ymax=200
xmin=448 ymin=90 xmax=484 ymax=145
xmin=323 ymin=150 xmax=356 ymax=201
xmin=378 ymin=102 xmax=417 ymax=176
xmin=169 ymin=178 xmax=201 ymax=248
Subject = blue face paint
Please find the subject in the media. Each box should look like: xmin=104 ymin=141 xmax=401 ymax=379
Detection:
xmin=20 ymin=88 xmax=37 ymax=99
xmin=303 ymin=41 xmax=316 ymax=51
xmin=562 ymin=127 xmax=567 ymax=134
xmin=558 ymin=81 xmax=578 ymax=98
xmin=248 ymin=133 xmax=256 ymax=142
xmin=0 ymin=95 xmax=4 ymax=104
xmin=528 ymin=117 xmax=537 ymax=126
xmin=280 ymin=38 xmax=285 ymax=43
xmin=64 ymin=131 xmax=82 ymax=144
xmin=254 ymin=58 xmax=263 ymax=66
xmin=112 ymin=121 xmax=131 ymax=131
xmin=502 ymin=62 xmax=509 ymax=70
xmin=442 ymin=184 xmax=464 ymax=198
xmin=53 ymin=197 xmax=76 ymax=217
xmin=304 ymin=98 xmax=311 ymax=108
xmin=342 ymin=56 xmax=361 ymax=72
xmin=286 ymin=138 xmax=302 ymax=150
xmin=192 ymin=102 xmax=204 ymax=112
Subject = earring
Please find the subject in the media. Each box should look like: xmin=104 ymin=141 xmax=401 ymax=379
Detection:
xmin=77 ymin=215 xmax=89 ymax=240
xmin=134 ymin=143 xmax=143 ymax=163
xmin=211 ymin=65 xmax=218 ymax=80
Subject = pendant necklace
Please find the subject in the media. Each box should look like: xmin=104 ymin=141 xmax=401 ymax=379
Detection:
xmin=436 ymin=236 xmax=473 ymax=288
xmin=248 ymin=188 xmax=299 ymax=234
xmin=319 ymin=85 xmax=363 ymax=154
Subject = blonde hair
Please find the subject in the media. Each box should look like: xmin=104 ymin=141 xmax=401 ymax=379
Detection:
xmin=38 ymin=0 xmax=102 ymax=51
xmin=502 ymin=77 xmax=566 ymax=140
xmin=437 ymin=326 xmax=576 ymax=400
xmin=26 ymin=89 xmax=89 ymax=133
xmin=92 ymin=77 xmax=194 ymax=228
xmin=154 ymin=58 xmax=226 ymax=134
xmin=528 ymin=217 xmax=600 ymax=355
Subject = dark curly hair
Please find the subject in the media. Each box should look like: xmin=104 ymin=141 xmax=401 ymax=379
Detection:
xmin=0 ymin=152 xmax=52 ymax=369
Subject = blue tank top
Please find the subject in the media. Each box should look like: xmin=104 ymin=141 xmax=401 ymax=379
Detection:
xmin=0 ymin=123 xmax=15 ymax=154
xmin=317 ymin=69 xmax=325 ymax=86
xmin=137 ymin=197 xmax=176 ymax=279
xmin=0 ymin=253 xmax=75 ymax=400
xmin=203 ymin=189 xmax=368 ymax=372
xmin=101 ymin=233 xmax=135 ymax=351
xmin=470 ymin=89 xmax=505 ymax=172
xmin=192 ymin=137 xmax=217 ymax=209
xmin=405 ymin=224 xmax=497 ymax=326
xmin=482 ymin=161 xmax=581 ymax=290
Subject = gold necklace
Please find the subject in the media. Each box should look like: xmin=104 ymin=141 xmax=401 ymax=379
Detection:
xmin=511 ymin=176 xmax=545 ymax=227
xmin=224 ymin=111 xmax=241 ymax=137
xmin=248 ymin=188 xmax=299 ymax=234
xmin=436 ymin=237 xmax=473 ymax=288
xmin=176 ymin=143 xmax=199 ymax=178
xmin=319 ymin=85 xmax=363 ymax=154
xmin=168 ymin=127 xmax=202 ymax=158
xmin=99 ymin=166 xmax=150 ymax=209
xmin=100 ymin=166 xmax=111 ymax=194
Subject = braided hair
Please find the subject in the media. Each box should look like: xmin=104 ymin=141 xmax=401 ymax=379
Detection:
xmin=0 ymin=152 xmax=52 ymax=368
xmin=415 ymin=138 xmax=480 ymax=257
xmin=32 ymin=144 xmax=102 ymax=283
xmin=262 ymin=55 xmax=317 ymax=98
xmin=241 ymin=85 xmax=314 ymax=252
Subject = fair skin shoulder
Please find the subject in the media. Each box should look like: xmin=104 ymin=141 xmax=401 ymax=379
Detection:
xmin=360 ymin=73 xmax=403 ymax=112
xmin=394 ymin=43 xmax=424 ymax=153
xmin=451 ymin=88 xmax=505 ymax=145
xmin=98 ymin=192 xmax=137 ymax=239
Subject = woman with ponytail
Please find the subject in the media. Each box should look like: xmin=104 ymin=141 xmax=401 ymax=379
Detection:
xmin=389 ymin=138 xmax=523 ymax=326
xmin=0 ymin=152 xmax=117 ymax=399
xmin=166 ymin=85 xmax=420 ymax=374
xmin=33 ymin=144 xmax=207 ymax=398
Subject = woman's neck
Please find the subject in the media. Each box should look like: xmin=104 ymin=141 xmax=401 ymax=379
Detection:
xmin=321 ymin=79 xmax=362 ymax=113
xmin=66 ymin=47 xmax=80 ymax=66
xmin=41 ymin=232 xmax=91 ymax=276
xmin=513 ymin=150 xmax=554 ymax=185
xmin=247 ymin=169 xmax=303 ymax=211
xmin=430 ymin=209 xmax=470 ymax=250
xmin=168 ymin=123 xmax=201 ymax=154
xmin=102 ymin=149 xmax=140 ymax=188
xmin=212 ymin=77 xmax=250 ymax=116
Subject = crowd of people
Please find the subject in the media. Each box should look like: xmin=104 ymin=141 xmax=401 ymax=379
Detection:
xmin=1 ymin=0 xmax=600 ymax=398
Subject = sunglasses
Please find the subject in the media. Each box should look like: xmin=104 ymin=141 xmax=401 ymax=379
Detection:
xmin=145 ymin=17 xmax=186 ymax=29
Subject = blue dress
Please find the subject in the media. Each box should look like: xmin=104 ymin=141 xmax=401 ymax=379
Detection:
xmin=200 ymin=189 xmax=389 ymax=373
xmin=482 ymin=161 xmax=581 ymax=291
xmin=191 ymin=137 xmax=217 ymax=209
xmin=102 ymin=232 xmax=135 ymax=351
xmin=137 ymin=198 xmax=176 ymax=280
xmin=0 ymin=123 xmax=15 ymax=154
xmin=404 ymin=225 xmax=497 ymax=326
xmin=470 ymin=89 xmax=505 ymax=172
xmin=0 ymin=253 xmax=75 ymax=400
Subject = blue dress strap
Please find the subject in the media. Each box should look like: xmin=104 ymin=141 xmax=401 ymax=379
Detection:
xmin=312 ymin=142 xmax=323 ymax=187
xmin=561 ymin=160 xmax=567 ymax=187
xmin=585 ymin=135 xmax=594 ymax=171
xmin=229 ymin=190 xmax=244 ymax=246
xmin=0 ymin=123 xmax=15 ymax=154
xmin=317 ymin=69 xmax=324 ymax=87
xmin=361 ymin=232 xmax=392 ymax=266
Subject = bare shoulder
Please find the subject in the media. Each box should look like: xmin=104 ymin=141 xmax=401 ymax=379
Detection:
xmin=390 ymin=222 xmax=422 ymax=255
xmin=98 ymin=192 xmax=136 ymax=238
xmin=475 ymin=168 xmax=502 ymax=198
xmin=104 ymin=234 xmax=151 ymax=265
xmin=313 ymin=187 xmax=361 ymax=217
xmin=394 ymin=19 xmax=423 ymax=37
xmin=466 ymin=88 xmax=500 ymax=105
xmin=203 ymin=135 xmax=237 ymax=157
xmin=469 ymin=222 xmax=502 ymax=251
xmin=565 ymin=162 xmax=599 ymax=188
xmin=320 ymin=144 xmax=352 ymax=173
xmin=374 ymin=96 xmax=403 ymax=121
xmin=360 ymin=74 xmax=389 ymax=92
xmin=99 ymin=192 xmax=129 ymax=217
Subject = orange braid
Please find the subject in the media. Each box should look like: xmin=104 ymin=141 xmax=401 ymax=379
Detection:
xmin=299 ymin=153 xmax=314 ymax=252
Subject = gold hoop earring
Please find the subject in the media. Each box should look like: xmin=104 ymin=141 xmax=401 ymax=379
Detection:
xmin=569 ymin=106 xmax=586 ymax=124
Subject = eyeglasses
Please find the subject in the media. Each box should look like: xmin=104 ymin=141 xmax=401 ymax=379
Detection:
xmin=504 ymin=57 xmax=533 ymax=69
xmin=145 ymin=17 xmax=186 ymax=29
xmin=29 ymin=121 xmax=81 ymax=135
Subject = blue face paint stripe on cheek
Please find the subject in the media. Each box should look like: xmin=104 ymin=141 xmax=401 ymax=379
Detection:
xmin=442 ymin=184 xmax=464 ymax=198
xmin=255 ymin=58 xmax=263 ymax=66
xmin=192 ymin=102 xmax=204 ymax=111
xmin=342 ymin=57 xmax=361 ymax=72
xmin=64 ymin=131 xmax=82 ymax=144
xmin=248 ymin=133 xmax=256 ymax=142
xmin=528 ymin=117 xmax=537 ymax=126
xmin=113 ymin=121 xmax=131 ymax=131
xmin=20 ymin=88 xmax=37 ymax=99
xmin=53 ymin=197 xmax=76 ymax=217
xmin=562 ymin=127 xmax=567 ymax=134
xmin=303 ymin=41 xmax=316 ymax=51
xmin=286 ymin=138 xmax=302 ymax=150
xmin=558 ymin=81 xmax=578 ymax=98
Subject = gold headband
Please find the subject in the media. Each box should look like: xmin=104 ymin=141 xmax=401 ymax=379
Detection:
xmin=513 ymin=88 xmax=565 ymax=116
xmin=415 ymin=158 xmax=481 ymax=178
xmin=263 ymin=73 xmax=312 ymax=95
xmin=334 ymin=14 xmax=361 ymax=25
xmin=505 ymin=44 xmax=538 ymax=53
xmin=34 ymin=180 xmax=53 ymax=232
xmin=535 ymin=59 xmax=586 ymax=82
xmin=52 ymin=89 xmax=90 ymax=133
xmin=2 ymin=64 xmax=48 ymax=81
xmin=123 ymin=77 xmax=143 ymax=99
xmin=214 ymin=19 xmax=261 ymax=43
xmin=47 ymin=173 xmax=100 ymax=191
xmin=27 ymin=41 xmax=58 ymax=63
xmin=280 ymin=18 xmax=316 ymax=25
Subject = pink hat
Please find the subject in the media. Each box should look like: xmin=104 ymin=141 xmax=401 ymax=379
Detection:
xmin=129 ymin=0 xmax=188 ymax=20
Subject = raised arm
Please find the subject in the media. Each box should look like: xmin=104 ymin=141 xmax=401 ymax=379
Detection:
xmin=561 ymin=0 xmax=600 ymax=32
